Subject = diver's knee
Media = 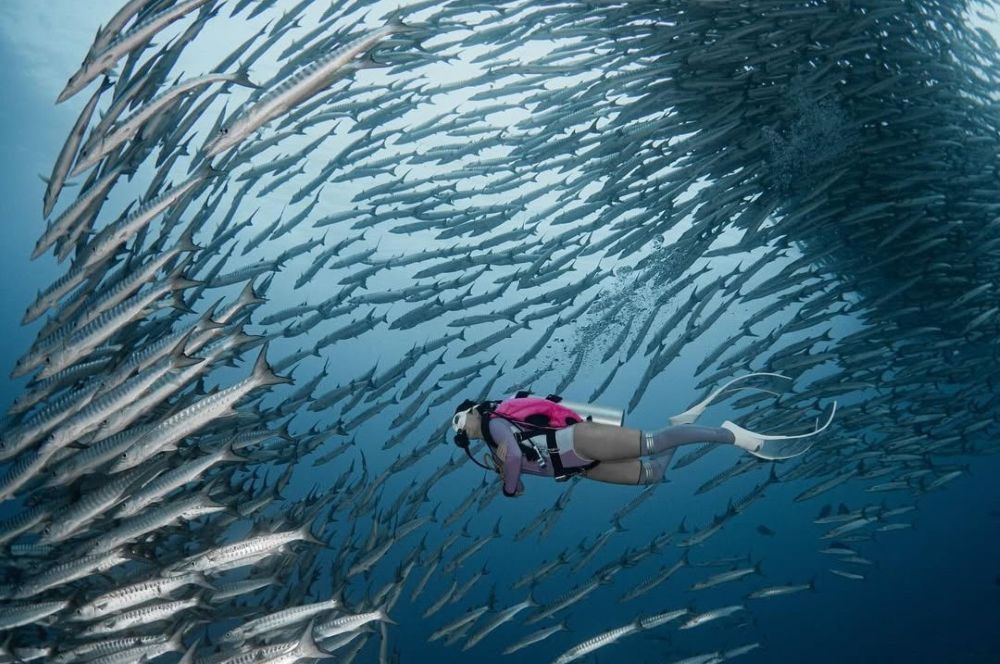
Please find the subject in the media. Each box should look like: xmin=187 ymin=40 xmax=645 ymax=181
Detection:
xmin=637 ymin=459 xmax=650 ymax=485
xmin=637 ymin=459 xmax=666 ymax=485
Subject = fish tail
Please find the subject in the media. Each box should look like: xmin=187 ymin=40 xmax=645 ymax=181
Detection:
xmin=176 ymin=220 xmax=201 ymax=253
xmin=169 ymin=269 xmax=203 ymax=292
xmin=168 ymin=290 xmax=195 ymax=314
xmin=251 ymin=342 xmax=293 ymax=387
xmin=230 ymin=60 xmax=260 ymax=89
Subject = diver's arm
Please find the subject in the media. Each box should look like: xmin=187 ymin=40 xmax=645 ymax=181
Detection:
xmin=497 ymin=444 xmax=525 ymax=497
xmin=489 ymin=420 xmax=524 ymax=497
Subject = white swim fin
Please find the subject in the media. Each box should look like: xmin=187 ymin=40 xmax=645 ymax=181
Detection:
xmin=723 ymin=401 xmax=837 ymax=460
xmin=669 ymin=372 xmax=791 ymax=425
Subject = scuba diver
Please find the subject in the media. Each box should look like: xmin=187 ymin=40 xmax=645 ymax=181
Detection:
xmin=451 ymin=373 xmax=836 ymax=497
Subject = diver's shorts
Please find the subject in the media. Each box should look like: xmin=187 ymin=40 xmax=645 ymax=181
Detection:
xmin=524 ymin=425 xmax=596 ymax=466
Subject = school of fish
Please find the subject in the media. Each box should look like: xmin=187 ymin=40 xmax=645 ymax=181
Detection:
xmin=2 ymin=0 xmax=998 ymax=662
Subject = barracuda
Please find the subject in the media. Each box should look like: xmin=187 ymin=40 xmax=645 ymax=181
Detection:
xmin=0 ymin=381 xmax=100 ymax=461
xmin=87 ymin=489 xmax=224 ymax=555
xmin=110 ymin=343 xmax=287 ymax=472
xmin=203 ymin=15 xmax=419 ymax=157
xmin=553 ymin=622 xmax=641 ymax=664
xmin=502 ymin=623 xmax=568 ymax=655
xmin=14 ymin=549 xmax=128 ymax=599
xmin=90 ymin=0 xmax=156 ymax=53
xmin=51 ymin=633 xmax=167 ymax=664
xmin=42 ymin=77 xmax=112 ymax=218
xmin=38 ymin=461 xmax=163 ymax=544
xmin=221 ymin=597 xmax=340 ymax=643
xmin=37 ymin=271 xmax=199 ymax=380
xmin=72 ymin=70 xmax=257 ymax=176
xmin=0 ymin=599 xmax=69 ymax=630
xmin=74 ymin=573 xmax=208 ymax=620
xmin=41 ymin=351 xmax=193 ymax=456
xmin=80 ymin=597 xmax=201 ymax=636
xmin=208 ymin=575 xmax=277 ymax=603
xmin=81 ymin=630 xmax=187 ymax=664
xmin=465 ymin=593 xmax=538 ymax=648
xmin=690 ymin=563 xmax=763 ymax=590
xmin=74 ymin=166 xmax=212 ymax=273
xmin=114 ymin=445 xmax=238 ymax=518
xmin=619 ymin=553 xmax=688 ymax=602
xmin=10 ymin=357 xmax=112 ymax=415
xmin=162 ymin=524 xmax=319 ymax=576
xmin=679 ymin=604 xmax=745 ymax=630
xmin=30 ymin=163 xmax=127 ymax=265
xmin=58 ymin=0 xmax=215 ymax=103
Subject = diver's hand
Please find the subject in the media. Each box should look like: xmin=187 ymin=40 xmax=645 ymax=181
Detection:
xmin=503 ymin=479 xmax=525 ymax=498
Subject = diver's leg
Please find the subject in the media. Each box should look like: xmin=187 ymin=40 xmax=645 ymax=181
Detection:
xmin=582 ymin=454 xmax=673 ymax=485
xmin=572 ymin=422 xmax=737 ymax=461
xmin=571 ymin=422 xmax=643 ymax=462
xmin=582 ymin=459 xmax=641 ymax=485
xmin=640 ymin=424 xmax=735 ymax=456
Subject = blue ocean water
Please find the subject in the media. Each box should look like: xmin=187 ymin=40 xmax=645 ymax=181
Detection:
xmin=0 ymin=2 xmax=998 ymax=662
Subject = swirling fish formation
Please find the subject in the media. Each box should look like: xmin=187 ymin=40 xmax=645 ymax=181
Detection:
xmin=2 ymin=0 xmax=998 ymax=662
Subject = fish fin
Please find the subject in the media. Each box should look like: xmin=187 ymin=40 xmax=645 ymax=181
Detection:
xmin=168 ymin=265 xmax=203 ymax=291
xmin=167 ymin=291 xmax=195 ymax=314
xmin=177 ymin=635 xmax=201 ymax=664
xmin=175 ymin=221 xmax=201 ymax=254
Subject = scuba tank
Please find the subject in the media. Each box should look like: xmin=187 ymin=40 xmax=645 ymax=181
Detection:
xmin=557 ymin=400 xmax=624 ymax=427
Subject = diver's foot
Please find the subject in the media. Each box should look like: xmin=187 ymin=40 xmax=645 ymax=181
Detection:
xmin=719 ymin=403 xmax=837 ymax=461
xmin=721 ymin=420 xmax=765 ymax=456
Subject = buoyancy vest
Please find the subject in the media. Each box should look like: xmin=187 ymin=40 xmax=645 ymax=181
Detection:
xmin=495 ymin=397 xmax=584 ymax=429
xmin=479 ymin=391 xmax=599 ymax=482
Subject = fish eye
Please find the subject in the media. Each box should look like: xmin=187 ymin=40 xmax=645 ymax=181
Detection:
xmin=221 ymin=128 xmax=229 ymax=135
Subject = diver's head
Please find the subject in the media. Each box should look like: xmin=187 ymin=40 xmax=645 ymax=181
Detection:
xmin=452 ymin=399 xmax=482 ymax=447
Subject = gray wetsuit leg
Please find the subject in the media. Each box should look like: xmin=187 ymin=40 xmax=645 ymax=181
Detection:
xmin=641 ymin=425 xmax=735 ymax=457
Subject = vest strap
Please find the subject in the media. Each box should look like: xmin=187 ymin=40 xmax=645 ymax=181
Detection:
xmin=486 ymin=404 xmax=600 ymax=482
